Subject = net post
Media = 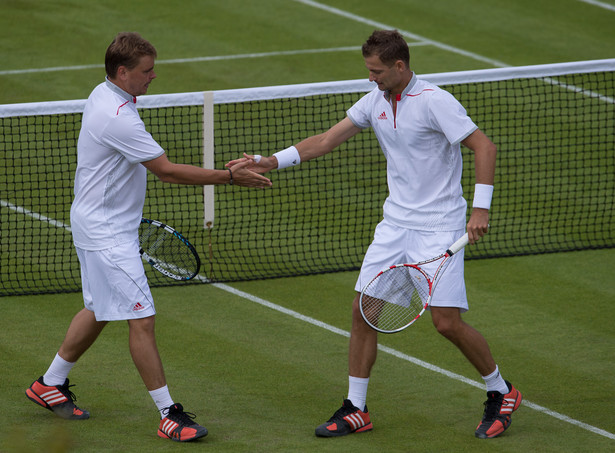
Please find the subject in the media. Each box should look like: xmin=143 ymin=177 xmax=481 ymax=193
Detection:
xmin=203 ymin=91 xmax=215 ymax=229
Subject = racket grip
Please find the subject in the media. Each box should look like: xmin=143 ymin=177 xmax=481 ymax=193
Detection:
xmin=448 ymin=233 xmax=469 ymax=255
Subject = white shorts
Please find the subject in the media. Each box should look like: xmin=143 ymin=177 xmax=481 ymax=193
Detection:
xmin=355 ymin=220 xmax=468 ymax=312
xmin=76 ymin=240 xmax=156 ymax=321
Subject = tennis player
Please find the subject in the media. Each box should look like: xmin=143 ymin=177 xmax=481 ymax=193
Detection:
xmin=25 ymin=32 xmax=271 ymax=442
xmin=229 ymin=29 xmax=521 ymax=439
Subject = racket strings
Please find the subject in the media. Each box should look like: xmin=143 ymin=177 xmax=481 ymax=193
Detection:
xmin=139 ymin=224 xmax=199 ymax=279
xmin=361 ymin=266 xmax=430 ymax=332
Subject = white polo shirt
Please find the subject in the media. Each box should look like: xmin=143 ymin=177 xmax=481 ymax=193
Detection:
xmin=347 ymin=74 xmax=477 ymax=231
xmin=70 ymin=80 xmax=165 ymax=250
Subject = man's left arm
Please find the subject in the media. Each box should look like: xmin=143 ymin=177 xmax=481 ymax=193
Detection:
xmin=461 ymin=129 xmax=497 ymax=244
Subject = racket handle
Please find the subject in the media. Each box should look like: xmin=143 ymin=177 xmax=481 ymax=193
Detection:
xmin=447 ymin=233 xmax=469 ymax=255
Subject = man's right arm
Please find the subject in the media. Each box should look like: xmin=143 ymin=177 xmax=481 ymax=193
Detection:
xmin=228 ymin=117 xmax=362 ymax=173
xmin=142 ymin=153 xmax=272 ymax=188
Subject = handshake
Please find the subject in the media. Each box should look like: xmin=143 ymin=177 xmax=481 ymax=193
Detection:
xmin=225 ymin=146 xmax=301 ymax=187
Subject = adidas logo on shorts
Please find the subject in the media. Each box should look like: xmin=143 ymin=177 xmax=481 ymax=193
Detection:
xmin=132 ymin=302 xmax=145 ymax=311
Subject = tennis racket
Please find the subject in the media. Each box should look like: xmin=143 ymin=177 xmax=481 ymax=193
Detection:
xmin=138 ymin=218 xmax=201 ymax=281
xmin=359 ymin=233 xmax=469 ymax=333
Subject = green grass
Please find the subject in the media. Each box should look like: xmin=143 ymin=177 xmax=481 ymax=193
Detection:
xmin=1 ymin=0 xmax=615 ymax=451
xmin=2 ymin=250 xmax=614 ymax=452
xmin=1 ymin=0 xmax=614 ymax=104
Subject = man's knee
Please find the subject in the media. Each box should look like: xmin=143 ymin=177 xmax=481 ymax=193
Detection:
xmin=431 ymin=308 xmax=463 ymax=339
xmin=128 ymin=315 xmax=156 ymax=333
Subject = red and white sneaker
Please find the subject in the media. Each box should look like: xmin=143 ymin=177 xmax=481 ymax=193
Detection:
xmin=158 ymin=403 xmax=208 ymax=442
xmin=315 ymin=399 xmax=373 ymax=437
xmin=475 ymin=380 xmax=522 ymax=438
xmin=26 ymin=376 xmax=90 ymax=420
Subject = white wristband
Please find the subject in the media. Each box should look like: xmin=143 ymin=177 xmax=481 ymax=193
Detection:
xmin=473 ymin=184 xmax=494 ymax=210
xmin=273 ymin=146 xmax=301 ymax=169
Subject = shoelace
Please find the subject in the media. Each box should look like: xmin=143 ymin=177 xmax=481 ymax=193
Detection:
xmin=164 ymin=406 xmax=198 ymax=425
xmin=58 ymin=383 xmax=79 ymax=403
xmin=481 ymin=393 xmax=504 ymax=420
xmin=327 ymin=403 xmax=355 ymax=422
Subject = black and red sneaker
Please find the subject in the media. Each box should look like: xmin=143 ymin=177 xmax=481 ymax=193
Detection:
xmin=475 ymin=380 xmax=522 ymax=438
xmin=26 ymin=376 xmax=90 ymax=420
xmin=315 ymin=399 xmax=373 ymax=437
xmin=158 ymin=403 xmax=208 ymax=442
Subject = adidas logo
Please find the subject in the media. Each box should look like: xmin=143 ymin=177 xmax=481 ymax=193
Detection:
xmin=377 ymin=111 xmax=387 ymax=120
xmin=500 ymin=397 xmax=517 ymax=414
xmin=40 ymin=388 xmax=68 ymax=405
xmin=132 ymin=302 xmax=145 ymax=311
xmin=344 ymin=413 xmax=367 ymax=430
xmin=161 ymin=418 xmax=179 ymax=434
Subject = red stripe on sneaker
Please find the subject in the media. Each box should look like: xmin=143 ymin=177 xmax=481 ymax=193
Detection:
xmin=161 ymin=419 xmax=179 ymax=435
xmin=40 ymin=389 xmax=68 ymax=406
xmin=326 ymin=423 xmax=339 ymax=432
xmin=356 ymin=423 xmax=373 ymax=433
xmin=346 ymin=413 xmax=360 ymax=430
xmin=26 ymin=389 xmax=48 ymax=408
xmin=501 ymin=397 xmax=518 ymax=414
xmin=345 ymin=412 xmax=368 ymax=431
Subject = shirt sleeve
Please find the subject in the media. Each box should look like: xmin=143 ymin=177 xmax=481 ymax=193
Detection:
xmin=427 ymin=89 xmax=478 ymax=145
xmin=101 ymin=112 xmax=165 ymax=164
xmin=346 ymin=89 xmax=378 ymax=129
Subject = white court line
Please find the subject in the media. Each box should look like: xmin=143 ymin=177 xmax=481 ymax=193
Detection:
xmin=214 ymin=281 xmax=615 ymax=441
xmin=3 ymin=0 xmax=613 ymax=435
xmin=290 ymin=1 xmax=613 ymax=105
xmin=576 ymin=0 xmax=615 ymax=12
xmin=0 ymin=200 xmax=72 ymax=230
xmin=3 ymin=199 xmax=614 ymax=440
xmin=0 ymin=44 xmax=430 ymax=76
xmin=291 ymin=0 xmax=509 ymax=68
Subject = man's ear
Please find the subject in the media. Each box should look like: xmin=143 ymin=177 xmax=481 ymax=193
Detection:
xmin=116 ymin=65 xmax=128 ymax=80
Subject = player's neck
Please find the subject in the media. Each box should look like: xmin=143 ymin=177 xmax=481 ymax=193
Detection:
xmin=389 ymin=71 xmax=414 ymax=100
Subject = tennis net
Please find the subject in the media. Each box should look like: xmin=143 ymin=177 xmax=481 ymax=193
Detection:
xmin=1 ymin=59 xmax=614 ymax=296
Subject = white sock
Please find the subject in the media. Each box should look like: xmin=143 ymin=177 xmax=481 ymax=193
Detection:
xmin=482 ymin=365 xmax=509 ymax=394
xmin=43 ymin=353 xmax=75 ymax=386
xmin=149 ymin=385 xmax=174 ymax=418
xmin=347 ymin=376 xmax=369 ymax=411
